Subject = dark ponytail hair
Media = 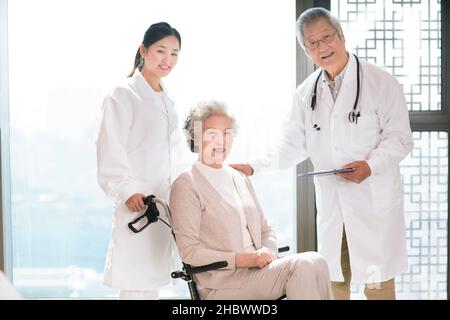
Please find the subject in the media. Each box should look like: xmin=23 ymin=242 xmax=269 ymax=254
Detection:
xmin=128 ymin=22 xmax=181 ymax=77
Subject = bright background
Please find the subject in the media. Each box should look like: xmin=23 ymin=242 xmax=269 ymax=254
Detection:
xmin=7 ymin=0 xmax=296 ymax=298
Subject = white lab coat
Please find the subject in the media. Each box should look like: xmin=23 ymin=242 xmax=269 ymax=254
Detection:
xmin=252 ymin=54 xmax=413 ymax=283
xmin=96 ymin=70 xmax=189 ymax=290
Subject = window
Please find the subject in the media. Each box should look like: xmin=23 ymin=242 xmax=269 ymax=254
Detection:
xmin=330 ymin=0 xmax=448 ymax=299
xmin=3 ymin=0 xmax=296 ymax=298
xmin=400 ymin=131 xmax=448 ymax=299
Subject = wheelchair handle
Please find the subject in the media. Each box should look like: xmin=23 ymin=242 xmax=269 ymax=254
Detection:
xmin=128 ymin=214 xmax=149 ymax=233
xmin=128 ymin=195 xmax=162 ymax=233
xmin=142 ymin=195 xmax=156 ymax=206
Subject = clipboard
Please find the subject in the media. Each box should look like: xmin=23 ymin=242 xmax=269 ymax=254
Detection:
xmin=297 ymin=167 xmax=356 ymax=178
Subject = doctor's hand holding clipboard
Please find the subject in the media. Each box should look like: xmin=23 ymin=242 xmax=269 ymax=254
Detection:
xmin=298 ymin=160 xmax=371 ymax=184
xmin=337 ymin=161 xmax=372 ymax=184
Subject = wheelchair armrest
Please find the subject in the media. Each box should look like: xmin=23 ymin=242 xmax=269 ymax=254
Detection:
xmin=278 ymin=246 xmax=290 ymax=253
xmin=171 ymin=270 xmax=188 ymax=279
xmin=171 ymin=261 xmax=228 ymax=280
xmin=187 ymin=261 xmax=228 ymax=275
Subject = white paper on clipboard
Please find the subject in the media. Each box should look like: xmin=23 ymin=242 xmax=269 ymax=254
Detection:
xmin=297 ymin=167 xmax=356 ymax=178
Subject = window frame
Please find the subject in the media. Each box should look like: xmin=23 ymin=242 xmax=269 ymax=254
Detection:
xmin=442 ymin=0 xmax=449 ymax=300
xmin=295 ymin=0 xmax=318 ymax=253
xmin=0 ymin=0 xmax=13 ymax=278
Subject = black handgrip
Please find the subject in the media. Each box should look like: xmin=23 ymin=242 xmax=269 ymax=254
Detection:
xmin=278 ymin=246 xmax=290 ymax=253
xmin=187 ymin=261 xmax=228 ymax=275
xmin=128 ymin=214 xmax=150 ymax=233
xmin=143 ymin=195 xmax=155 ymax=206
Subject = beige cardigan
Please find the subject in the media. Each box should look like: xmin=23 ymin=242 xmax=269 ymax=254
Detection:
xmin=169 ymin=165 xmax=278 ymax=290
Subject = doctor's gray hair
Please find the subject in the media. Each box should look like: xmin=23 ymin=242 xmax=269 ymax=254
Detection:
xmin=183 ymin=100 xmax=238 ymax=153
xmin=296 ymin=7 xmax=344 ymax=52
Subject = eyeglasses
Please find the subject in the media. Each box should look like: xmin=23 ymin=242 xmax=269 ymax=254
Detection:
xmin=305 ymin=30 xmax=339 ymax=50
xmin=203 ymin=128 xmax=236 ymax=141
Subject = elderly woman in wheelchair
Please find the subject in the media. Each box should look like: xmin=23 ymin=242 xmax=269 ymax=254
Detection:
xmin=169 ymin=101 xmax=333 ymax=300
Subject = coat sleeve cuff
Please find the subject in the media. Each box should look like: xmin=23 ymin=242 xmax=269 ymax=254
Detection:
xmin=223 ymin=252 xmax=236 ymax=271
xmin=118 ymin=182 xmax=140 ymax=204
xmin=367 ymin=157 xmax=383 ymax=176
xmin=247 ymin=161 xmax=258 ymax=174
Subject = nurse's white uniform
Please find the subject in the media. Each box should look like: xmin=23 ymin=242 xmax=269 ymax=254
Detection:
xmin=97 ymin=69 xmax=188 ymax=290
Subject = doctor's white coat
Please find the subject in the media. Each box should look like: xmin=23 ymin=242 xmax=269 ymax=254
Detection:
xmin=252 ymin=54 xmax=413 ymax=283
xmin=96 ymin=70 xmax=188 ymax=290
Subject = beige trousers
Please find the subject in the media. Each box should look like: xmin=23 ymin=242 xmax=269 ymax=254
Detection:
xmin=199 ymin=252 xmax=333 ymax=300
xmin=331 ymin=230 xmax=396 ymax=300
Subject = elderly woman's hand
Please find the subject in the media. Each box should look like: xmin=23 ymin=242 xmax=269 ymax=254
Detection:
xmin=235 ymin=248 xmax=276 ymax=269
xmin=255 ymin=248 xmax=276 ymax=268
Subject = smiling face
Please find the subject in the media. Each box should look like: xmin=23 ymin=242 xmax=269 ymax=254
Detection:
xmin=199 ymin=113 xmax=234 ymax=168
xmin=140 ymin=35 xmax=180 ymax=79
xmin=303 ymin=17 xmax=348 ymax=79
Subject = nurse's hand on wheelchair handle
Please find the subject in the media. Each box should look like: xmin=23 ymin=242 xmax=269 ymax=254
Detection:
xmin=128 ymin=195 xmax=160 ymax=233
xmin=125 ymin=193 xmax=146 ymax=212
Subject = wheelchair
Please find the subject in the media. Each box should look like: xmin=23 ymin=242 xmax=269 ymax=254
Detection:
xmin=128 ymin=195 xmax=289 ymax=300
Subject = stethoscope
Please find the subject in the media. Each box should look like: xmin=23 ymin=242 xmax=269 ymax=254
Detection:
xmin=310 ymin=54 xmax=361 ymax=131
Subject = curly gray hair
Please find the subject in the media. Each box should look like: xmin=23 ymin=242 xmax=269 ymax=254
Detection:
xmin=183 ymin=100 xmax=238 ymax=153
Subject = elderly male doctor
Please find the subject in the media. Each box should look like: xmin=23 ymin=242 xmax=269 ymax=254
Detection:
xmin=233 ymin=8 xmax=413 ymax=300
